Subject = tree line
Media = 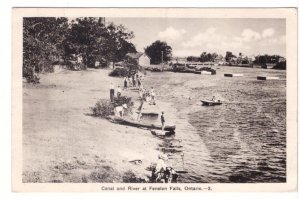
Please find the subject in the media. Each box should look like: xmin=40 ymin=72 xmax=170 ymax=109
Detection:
xmin=23 ymin=17 xmax=136 ymax=81
xmin=186 ymin=52 xmax=221 ymax=63
xmin=185 ymin=51 xmax=286 ymax=69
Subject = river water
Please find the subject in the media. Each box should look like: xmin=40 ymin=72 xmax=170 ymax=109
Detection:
xmin=143 ymin=66 xmax=286 ymax=183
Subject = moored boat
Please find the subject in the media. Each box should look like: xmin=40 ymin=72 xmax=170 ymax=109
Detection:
xmin=200 ymin=100 xmax=223 ymax=106
xmin=108 ymin=116 xmax=176 ymax=131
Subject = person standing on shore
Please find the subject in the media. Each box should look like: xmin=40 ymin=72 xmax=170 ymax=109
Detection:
xmin=138 ymin=88 xmax=144 ymax=99
xmin=151 ymin=91 xmax=156 ymax=105
xmin=128 ymin=76 xmax=132 ymax=87
xmin=154 ymin=154 xmax=168 ymax=182
xmin=132 ymin=74 xmax=136 ymax=87
xmin=123 ymin=77 xmax=128 ymax=90
xmin=150 ymin=87 xmax=156 ymax=104
xmin=109 ymin=82 xmax=115 ymax=102
xmin=135 ymin=72 xmax=139 ymax=82
xmin=161 ymin=111 xmax=165 ymax=131
xmin=137 ymin=76 xmax=142 ymax=88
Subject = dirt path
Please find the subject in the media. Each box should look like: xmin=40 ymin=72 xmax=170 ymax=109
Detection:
xmin=23 ymin=68 xmax=161 ymax=183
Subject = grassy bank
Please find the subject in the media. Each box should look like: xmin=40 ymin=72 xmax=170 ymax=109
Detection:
xmin=23 ymin=69 xmax=161 ymax=183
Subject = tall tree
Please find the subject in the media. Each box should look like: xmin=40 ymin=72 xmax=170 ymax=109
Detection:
xmin=62 ymin=17 xmax=108 ymax=68
xmin=104 ymin=23 xmax=136 ymax=68
xmin=211 ymin=53 xmax=219 ymax=61
xmin=63 ymin=19 xmax=136 ymax=68
xmin=225 ymin=51 xmax=236 ymax=62
xmin=23 ymin=17 xmax=68 ymax=79
xmin=145 ymin=40 xmax=172 ymax=65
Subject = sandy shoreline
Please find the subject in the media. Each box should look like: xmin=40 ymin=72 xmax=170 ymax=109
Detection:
xmin=23 ymin=68 xmax=165 ymax=183
xmin=22 ymin=66 xmax=286 ymax=183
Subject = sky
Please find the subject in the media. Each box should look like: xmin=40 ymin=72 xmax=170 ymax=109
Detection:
xmin=107 ymin=18 xmax=286 ymax=57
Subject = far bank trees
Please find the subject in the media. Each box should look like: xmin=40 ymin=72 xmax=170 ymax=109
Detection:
xmin=187 ymin=52 xmax=219 ymax=62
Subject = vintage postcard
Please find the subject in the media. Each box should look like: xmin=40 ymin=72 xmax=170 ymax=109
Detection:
xmin=12 ymin=8 xmax=297 ymax=192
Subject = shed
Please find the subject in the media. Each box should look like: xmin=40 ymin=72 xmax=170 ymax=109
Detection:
xmin=126 ymin=52 xmax=150 ymax=67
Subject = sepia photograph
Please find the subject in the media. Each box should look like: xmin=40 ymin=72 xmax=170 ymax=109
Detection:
xmin=12 ymin=8 xmax=297 ymax=192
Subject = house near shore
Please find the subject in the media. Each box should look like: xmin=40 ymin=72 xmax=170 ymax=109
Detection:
xmin=125 ymin=52 xmax=151 ymax=67
xmin=278 ymin=57 xmax=286 ymax=63
xmin=214 ymin=55 xmax=226 ymax=65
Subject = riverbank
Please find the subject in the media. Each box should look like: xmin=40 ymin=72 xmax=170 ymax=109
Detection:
xmin=23 ymin=68 xmax=163 ymax=183
xmin=23 ymin=66 xmax=286 ymax=183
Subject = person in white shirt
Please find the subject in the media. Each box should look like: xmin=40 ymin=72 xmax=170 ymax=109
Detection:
xmin=155 ymin=154 xmax=168 ymax=182
xmin=128 ymin=77 xmax=132 ymax=87
xmin=114 ymin=104 xmax=127 ymax=117
xmin=150 ymin=87 xmax=156 ymax=104
xmin=117 ymin=86 xmax=122 ymax=98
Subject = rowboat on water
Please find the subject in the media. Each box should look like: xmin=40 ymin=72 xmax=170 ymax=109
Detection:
xmin=200 ymin=100 xmax=223 ymax=106
xmin=108 ymin=116 xmax=176 ymax=132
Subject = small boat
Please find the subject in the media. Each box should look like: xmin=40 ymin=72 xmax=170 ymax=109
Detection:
xmin=141 ymin=112 xmax=159 ymax=116
xmin=200 ymin=100 xmax=223 ymax=106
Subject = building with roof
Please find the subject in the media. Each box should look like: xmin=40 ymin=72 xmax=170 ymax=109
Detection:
xmin=125 ymin=52 xmax=150 ymax=67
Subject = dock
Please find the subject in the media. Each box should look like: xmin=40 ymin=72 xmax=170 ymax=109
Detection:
xmin=109 ymin=116 xmax=176 ymax=132
xmin=224 ymin=73 xmax=244 ymax=77
xmin=200 ymin=71 xmax=212 ymax=75
xmin=257 ymin=76 xmax=280 ymax=80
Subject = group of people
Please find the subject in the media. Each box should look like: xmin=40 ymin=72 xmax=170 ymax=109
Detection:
xmin=123 ymin=72 xmax=143 ymax=90
xmin=109 ymin=73 xmax=165 ymax=130
xmin=123 ymin=72 xmax=156 ymax=105
xmin=138 ymin=86 xmax=156 ymax=105
xmin=109 ymin=73 xmax=175 ymax=183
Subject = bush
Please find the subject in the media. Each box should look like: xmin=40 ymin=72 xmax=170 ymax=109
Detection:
xmin=273 ymin=61 xmax=286 ymax=70
xmin=23 ymin=67 xmax=40 ymax=84
xmin=90 ymin=96 xmax=134 ymax=118
xmin=151 ymin=67 xmax=162 ymax=72
xmin=122 ymin=170 xmax=146 ymax=183
xmin=109 ymin=68 xmax=129 ymax=77
xmin=27 ymin=74 xmax=40 ymax=84
xmin=89 ymin=166 xmax=118 ymax=183
xmin=172 ymin=63 xmax=186 ymax=72
xmin=90 ymin=99 xmax=114 ymax=117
